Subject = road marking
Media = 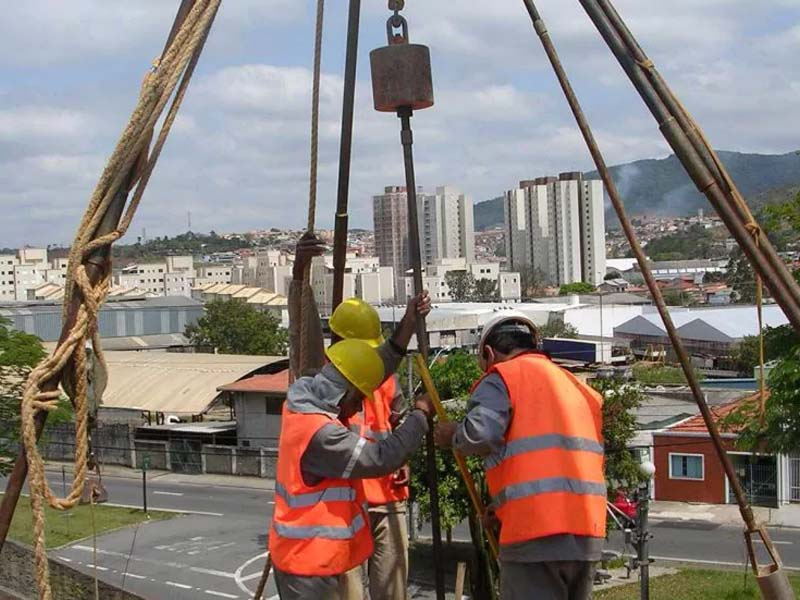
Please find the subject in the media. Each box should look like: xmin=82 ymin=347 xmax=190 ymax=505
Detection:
xmin=191 ymin=536 xmax=205 ymax=541
xmin=86 ymin=564 xmax=109 ymax=571
xmin=652 ymin=555 xmax=800 ymax=571
xmin=233 ymin=551 xmax=269 ymax=596
xmin=190 ymin=567 xmax=236 ymax=579
xmin=166 ymin=581 xmax=193 ymax=590
xmin=240 ymin=572 xmax=262 ymax=583
xmin=125 ymin=573 xmax=146 ymax=580
xmin=207 ymin=542 xmax=237 ymax=551
xmin=154 ymin=491 xmax=184 ymax=496
xmin=754 ymin=539 xmax=793 ymax=545
xmin=57 ymin=557 xmax=72 ymax=562
xmin=205 ymin=591 xmax=239 ymax=599
xmin=103 ymin=502 xmax=223 ymax=517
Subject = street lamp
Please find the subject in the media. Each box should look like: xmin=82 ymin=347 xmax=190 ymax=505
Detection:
xmin=636 ymin=461 xmax=656 ymax=600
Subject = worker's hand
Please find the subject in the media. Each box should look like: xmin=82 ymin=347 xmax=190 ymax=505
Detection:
xmin=414 ymin=393 xmax=435 ymax=420
xmin=434 ymin=421 xmax=457 ymax=448
xmin=292 ymin=232 xmax=326 ymax=280
xmin=405 ymin=290 xmax=432 ymax=323
xmin=482 ymin=506 xmax=500 ymax=536
xmin=392 ymin=291 xmax=432 ymax=351
xmin=393 ymin=464 xmax=411 ymax=487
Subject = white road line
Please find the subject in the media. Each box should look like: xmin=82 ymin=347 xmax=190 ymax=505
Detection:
xmin=754 ymin=539 xmax=793 ymax=545
xmin=652 ymin=555 xmax=800 ymax=571
xmin=190 ymin=567 xmax=236 ymax=579
xmin=86 ymin=564 xmax=109 ymax=572
xmin=166 ymin=581 xmax=193 ymax=590
xmin=103 ymin=502 xmax=224 ymax=517
xmin=207 ymin=542 xmax=237 ymax=551
xmin=57 ymin=557 xmax=72 ymax=562
xmin=240 ymin=572 xmax=262 ymax=583
xmin=191 ymin=536 xmax=205 ymax=541
xmin=125 ymin=573 xmax=147 ymax=580
xmin=205 ymin=591 xmax=239 ymax=599
xmin=153 ymin=491 xmax=184 ymax=496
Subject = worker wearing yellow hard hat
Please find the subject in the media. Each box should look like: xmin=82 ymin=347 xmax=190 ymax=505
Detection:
xmin=274 ymin=232 xmax=433 ymax=600
xmin=331 ymin=298 xmax=413 ymax=600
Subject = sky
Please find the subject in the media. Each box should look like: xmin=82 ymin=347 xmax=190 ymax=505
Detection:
xmin=0 ymin=0 xmax=798 ymax=247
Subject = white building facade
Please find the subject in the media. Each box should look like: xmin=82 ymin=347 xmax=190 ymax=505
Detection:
xmin=420 ymin=186 xmax=475 ymax=266
xmin=504 ymin=173 xmax=606 ymax=287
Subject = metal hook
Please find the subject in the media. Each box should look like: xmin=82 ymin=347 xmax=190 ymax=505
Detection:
xmin=386 ymin=15 xmax=409 ymax=44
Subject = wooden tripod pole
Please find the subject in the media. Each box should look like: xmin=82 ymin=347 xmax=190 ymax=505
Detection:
xmin=414 ymin=355 xmax=500 ymax=562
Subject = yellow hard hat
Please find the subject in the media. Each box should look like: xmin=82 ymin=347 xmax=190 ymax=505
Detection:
xmin=329 ymin=298 xmax=384 ymax=348
xmin=325 ymin=339 xmax=385 ymax=400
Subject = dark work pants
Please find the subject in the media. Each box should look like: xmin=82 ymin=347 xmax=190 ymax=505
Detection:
xmin=500 ymin=561 xmax=595 ymax=600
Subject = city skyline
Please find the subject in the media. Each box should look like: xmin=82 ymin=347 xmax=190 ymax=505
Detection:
xmin=2 ymin=2 xmax=798 ymax=246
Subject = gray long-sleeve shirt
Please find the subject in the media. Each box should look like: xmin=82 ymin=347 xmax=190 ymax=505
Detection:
xmin=454 ymin=370 xmax=603 ymax=564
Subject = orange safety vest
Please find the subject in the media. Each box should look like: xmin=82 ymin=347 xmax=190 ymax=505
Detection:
xmin=348 ymin=376 xmax=410 ymax=506
xmin=269 ymin=405 xmax=373 ymax=576
xmin=482 ymin=353 xmax=606 ymax=546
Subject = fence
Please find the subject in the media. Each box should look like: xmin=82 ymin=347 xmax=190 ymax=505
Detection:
xmin=37 ymin=424 xmax=279 ymax=479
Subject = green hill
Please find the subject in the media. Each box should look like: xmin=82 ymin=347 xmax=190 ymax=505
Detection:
xmin=473 ymin=150 xmax=800 ymax=230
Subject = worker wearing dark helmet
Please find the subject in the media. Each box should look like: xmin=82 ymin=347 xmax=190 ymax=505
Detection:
xmin=434 ymin=313 xmax=606 ymax=600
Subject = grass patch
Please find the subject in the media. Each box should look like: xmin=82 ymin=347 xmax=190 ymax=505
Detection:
xmin=1 ymin=494 xmax=174 ymax=548
xmin=596 ymin=568 xmax=800 ymax=599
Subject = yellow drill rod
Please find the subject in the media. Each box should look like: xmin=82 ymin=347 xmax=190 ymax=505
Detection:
xmin=414 ymin=354 xmax=500 ymax=561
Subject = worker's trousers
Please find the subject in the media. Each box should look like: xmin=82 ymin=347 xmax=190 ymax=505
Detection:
xmin=500 ymin=560 xmax=595 ymax=600
xmin=274 ymin=565 xmax=368 ymax=600
xmin=340 ymin=506 xmax=409 ymax=600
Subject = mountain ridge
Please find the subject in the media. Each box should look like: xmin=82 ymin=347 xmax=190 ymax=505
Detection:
xmin=474 ymin=150 xmax=800 ymax=230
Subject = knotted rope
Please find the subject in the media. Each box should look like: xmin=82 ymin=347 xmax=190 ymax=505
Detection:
xmin=20 ymin=2 xmax=220 ymax=598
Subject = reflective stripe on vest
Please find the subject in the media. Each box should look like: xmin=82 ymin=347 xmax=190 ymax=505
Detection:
xmin=275 ymin=482 xmax=356 ymax=508
xmin=273 ymin=512 xmax=367 ymax=540
xmin=347 ymin=376 xmax=409 ymax=505
xmin=269 ymin=406 xmax=373 ymax=576
xmin=485 ymin=433 xmax=605 ymax=469
xmin=492 ymin=477 xmax=607 ymax=508
xmin=484 ymin=353 xmax=607 ymax=545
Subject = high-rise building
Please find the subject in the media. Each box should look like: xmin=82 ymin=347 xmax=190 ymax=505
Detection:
xmin=373 ymin=186 xmax=411 ymax=294
xmin=504 ymin=173 xmax=606 ymax=287
xmin=420 ymin=186 xmax=475 ymax=265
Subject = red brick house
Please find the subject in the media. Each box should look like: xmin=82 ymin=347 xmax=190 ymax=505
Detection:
xmin=652 ymin=394 xmax=788 ymax=507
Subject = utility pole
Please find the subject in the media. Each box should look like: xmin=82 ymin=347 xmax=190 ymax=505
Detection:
xmin=142 ymin=457 xmax=150 ymax=515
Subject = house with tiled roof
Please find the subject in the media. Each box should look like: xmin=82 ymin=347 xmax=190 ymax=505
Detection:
xmin=652 ymin=392 xmax=794 ymax=508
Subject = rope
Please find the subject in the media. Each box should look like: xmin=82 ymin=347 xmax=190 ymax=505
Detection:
xmin=635 ymin=56 xmax=769 ymax=420
xmin=19 ymin=3 xmax=220 ymax=598
xmin=299 ymin=0 xmax=326 ymax=375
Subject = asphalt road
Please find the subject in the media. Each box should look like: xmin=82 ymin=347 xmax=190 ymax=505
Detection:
xmin=6 ymin=471 xmax=800 ymax=599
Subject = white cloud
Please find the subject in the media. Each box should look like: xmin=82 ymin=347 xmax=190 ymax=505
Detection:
xmin=0 ymin=1 xmax=798 ymax=245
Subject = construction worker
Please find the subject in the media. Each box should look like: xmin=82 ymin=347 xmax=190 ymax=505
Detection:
xmin=434 ymin=313 xmax=606 ymax=600
xmin=288 ymin=232 xmax=416 ymax=599
xmin=330 ymin=298 xmax=412 ymax=600
xmin=275 ymin=233 xmax=433 ymax=599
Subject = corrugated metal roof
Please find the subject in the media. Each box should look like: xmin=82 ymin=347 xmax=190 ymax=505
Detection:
xmin=614 ymin=305 xmax=789 ymax=341
xmin=100 ymin=351 xmax=286 ymax=414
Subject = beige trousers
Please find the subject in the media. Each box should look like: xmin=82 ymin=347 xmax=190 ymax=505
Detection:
xmin=341 ymin=508 xmax=409 ymax=600
xmin=275 ymin=565 xmax=367 ymax=600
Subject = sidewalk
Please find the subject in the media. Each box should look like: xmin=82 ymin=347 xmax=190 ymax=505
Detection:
xmin=44 ymin=460 xmax=275 ymax=491
xmin=650 ymin=500 xmax=800 ymax=529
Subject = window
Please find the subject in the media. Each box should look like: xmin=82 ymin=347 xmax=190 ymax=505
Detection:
xmin=669 ymin=453 xmax=704 ymax=480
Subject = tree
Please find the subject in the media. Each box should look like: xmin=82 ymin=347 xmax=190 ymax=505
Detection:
xmin=1 ymin=317 xmax=48 ymax=475
xmin=725 ymin=346 xmax=800 ymax=454
xmin=733 ymin=325 xmax=800 ymax=375
xmin=538 ymin=320 xmax=578 ymax=339
xmin=473 ymin=278 xmax=499 ymax=302
xmin=559 ymin=282 xmax=595 ymax=295
xmin=444 ymin=271 xmax=476 ymax=302
xmin=725 ymin=248 xmax=759 ymax=304
xmin=590 ymin=378 xmax=648 ymax=490
xmin=408 ymin=351 xmax=498 ymax=597
xmin=185 ymin=300 xmax=288 ymax=355
xmin=519 ymin=265 xmax=548 ymax=299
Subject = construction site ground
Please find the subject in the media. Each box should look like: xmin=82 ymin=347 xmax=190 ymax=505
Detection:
xmin=3 ymin=462 xmax=800 ymax=599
